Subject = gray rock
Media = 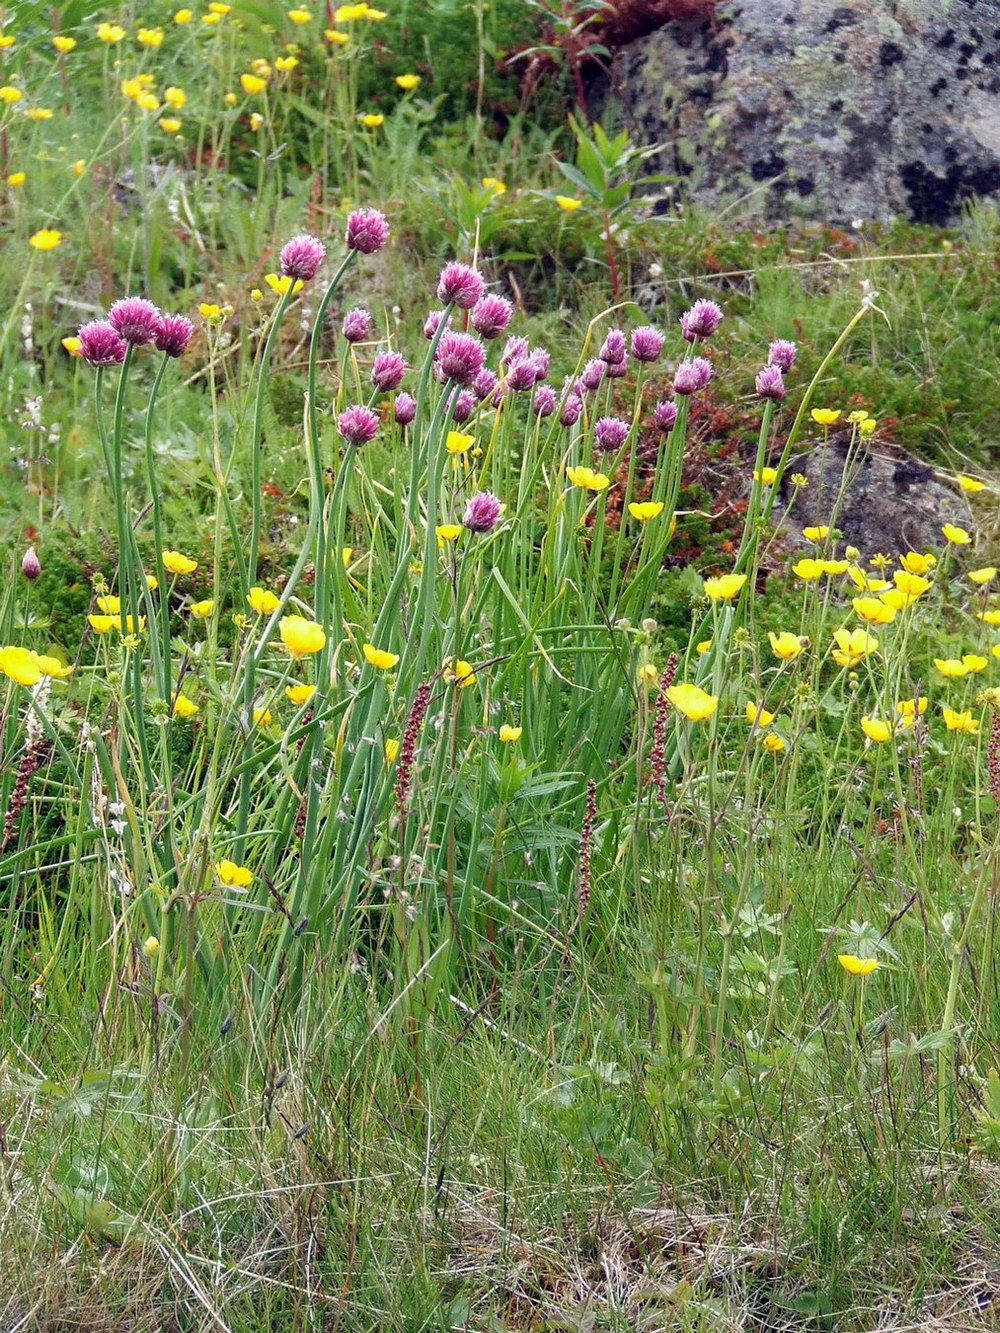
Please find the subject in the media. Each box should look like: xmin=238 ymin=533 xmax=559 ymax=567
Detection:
xmin=775 ymin=433 xmax=970 ymax=556
xmin=602 ymin=0 xmax=1000 ymax=224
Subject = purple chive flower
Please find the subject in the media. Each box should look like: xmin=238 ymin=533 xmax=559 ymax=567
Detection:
xmin=605 ymin=358 xmax=628 ymax=379
xmin=21 ymin=547 xmax=40 ymax=581
xmin=672 ymin=356 xmax=714 ymax=395
xmin=630 ymin=325 xmax=665 ymax=363
xmin=755 ymin=365 xmax=786 ymax=400
xmin=679 ymin=298 xmax=724 ymax=343
xmin=451 ymin=389 xmax=475 ymax=424
xmin=767 ymin=338 xmax=797 ymax=372
xmin=279 ymin=233 xmax=326 ymax=281
xmin=337 ymin=405 xmax=380 ymax=446
xmin=472 ymin=368 xmax=498 ymax=401
xmin=370 ymin=350 xmax=407 ymax=392
xmin=437 ymin=262 xmax=485 ymax=310
xmin=506 ymin=358 xmax=538 ymax=392
xmin=579 ymin=358 xmax=606 ymax=392
xmin=77 ymin=320 xmax=128 ymax=367
xmin=532 ymin=384 xmax=556 ymax=417
xmin=434 ymin=330 xmax=486 ymax=386
xmin=462 ymin=489 xmax=502 ymax=533
xmin=500 ymin=335 xmax=529 ymax=367
xmin=154 ymin=313 xmax=193 ymax=358
xmin=653 ymin=400 xmax=678 ymax=433
xmin=423 ymin=309 xmax=450 ymax=341
xmin=107 ymin=297 xmax=161 ymax=346
xmin=528 ymin=347 xmax=550 ymax=380
xmin=471 ymin=293 xmax=513 ymax=339
xmin=560 ymin=393 xmax=583 ymax=427
xmin=594 ymin=416 xmax=629 ymax=452
xmin=600 ymin=328 xmax=626 ymax=364
xmin=394 ymin=391 xmax=416 ymax=426
xmin=345 ymin=207 xmax=389 ymax=254
xmin=342 ymin=307 xmax=371 ymax=342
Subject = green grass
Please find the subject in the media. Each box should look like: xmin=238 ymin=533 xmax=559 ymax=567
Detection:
xmin=3 ymin=7 xmax=1000 ymax=1332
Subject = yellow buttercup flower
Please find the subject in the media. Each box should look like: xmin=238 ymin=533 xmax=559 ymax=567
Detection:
xmin=768 ymin=631 xmax=806 ymax=660
xmin=224 ymin=92 xmax=237 ymax=104
xmin=162 ymin=550 xmax=198 ymax=575
xmin=0 ymin=33 xmax=13 ymax=48
xmin=754 ymin=467 xmax=778 ymax=485
xmin=899 ymin=551 xmax=936 ymax=575
xmin=24 ymin=108 xmax=54 ymax=120
xmin=665 ymin=683 xmax=718 ymax=721
xmin=209 ymin=3 xmax=231 ymax=11
xmin=0 ymin=88 xmax=24 ymax=105
xmin=136 ymin=92 xmax=160 ymax=112
xmin=87 ymin=614 xmax=116 ymax=634
xmin=435 ymin=524 xmax=462 ymax=546
xmin=279 ymin=615 xmax=326 ymax=659
xmin=29 ymin=230 xmax=62 ymax=251
xmin=285 ymin=683 xmax=315 ymax=705
xmin=0 ymin=647 xmax=43 ymax=686
xmin=53 ymin=36 xmax=77 ymax=52
xmin=264 ymin=273 xmax=305 ymax=295
xmin=556 ymin=195 xmax=582 ymax=211
xmin=935 ymin=658 xmax=971 ymax=678
xmin=942 ymin=707 xmax=979 ymax=734
xmin=96 ymin=595 xmax=121 ymax=614
xmin=703 ymin=572 xmax=747 ymax=599
xmin=762 ymin=733 xmax=785 ymax=753
xmin=358 ymin=113 xmax=384 ymax=127
xmin=216 ymin=859 xmax=253 ymax=887
xmin=498 ymin=725 xmax=522 ymax=742
xmin=252 ymin=706 xmax=273 ymax=728
xmin=810 ymin=409 xmax=841 ymax=426
xmin=628 ymin=501 xmax=665 ymax=521
xmin=363 ymin=643 xmax=399 ymax=670
xmin=61 ymin=335 xmax=82 ymax=354
xmin=942 ymin=523 xmax=971 ymax=545
xmin=957 ymin=474 xmax=985 ymax=493
xmin=249 ymin=113 xmax=264 ymax=131
xmin=802 ymin=526 xmax=829 ymax=541
xmin=482 ymin=177 xmax=506 ymax=195
xmin=240 ymin=74 xmax=268 ymax=95
xmin=326 ymin=27 xmax=350 ymax=42
xmin=395 ymin=73 xmax=421 ymax=90
xmin=7 ymin=172 xmax=26 ymax=187
xmin=637 ymin=663 xmax=658 ymax=686
xmin=792 ymin=558 xmax=824 ymax=580
xmin=384 ymin=737 xmax=400 ymax=762
xmin=896 ymin=697 xmax=929 ymax=720
xmin=838 ymin=954 xmax=879 ymax=976
xmin=71 ymin=158 xmax=86 ymax=175
xmin=137 ymin=26 xmax=164 ymax=45
xmin=566 ymin=466 xmax=609 ymax=492
xmin=444 ymin=657 xmax=476 ymax=687
xmin=696 ymin=639 xmax=712 ymax=654
xmin=963 ymin=653 xmax=987 ymax=672
xmin=978 ymin=609 xmax=1000 ymax=626
xmin=174 ymin=9 xmax=193 ymax=21
xmin=275 ymin=56 xmax=298 ymax=70
xmin=189 ymin=599 xmax=215 ymax=617
xmin=819 ymin=559 xmax=849 ymax=575
xmin=860 ymin=717 xmax=892 ymax=744
xmin=852 ymin=597 xmax=896 ymax=626
xmin=445 ymin=431 xmax=475 ymax=455
xmin=831 ymin=627 xmax=878 ymax=667
xmin=288 ymin=7 xmax=312 ymax=20
xmin=97 ymin=22 xmax=126 ymax=42
xmin=159 ymin=117 xmax=182 ymax=133
xmin=199 ymin=303 xmax=222 ymax=320
xmin=746 ymin=701 xmax=774 ymax=728
xmin=968 ymin=567 xmax=996 ymax=585
xmin=246 ymin=586 xmax=280 ymax=614
xmin=164 ymin=87 xmax=186 ymax=109
xmin=172 ymin=693 xmax=199 ymax=717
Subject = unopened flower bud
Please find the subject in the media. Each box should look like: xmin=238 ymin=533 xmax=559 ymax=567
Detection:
xmin=21 ymin=546 xmax=40 ymax=580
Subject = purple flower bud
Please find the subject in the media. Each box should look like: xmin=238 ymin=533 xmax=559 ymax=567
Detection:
xmin=107 ymin=297 xmax=161 ymax=346
xmin=500 ymin=335 xmax=529 ymax=367
xmin=472 ymin=368 xmax=498 ymax=401
xmin=437 ymin=262 xmax=485 ymax=310
xmin=342 ymin=308 xmax=371 ymax=343
xmin=451 ymin=389 xmax=475 ymax=424
xmin=767 ymin=339 xmax=797 ymax=372
xmin=672 ymin=356 xmax=714 ymax=396
xmin=394 ymin=391 xmax=416 ymax=426
xmin=423 ymin=309 xmax=450 ymax=341
xmin=679 ymin=298 xmax=723 ymax=343
xmin=579 ymin=358 xmax=606 ymax=392
xmin=605 ymin=358 xmax=628 ymax=379
xmin=471 ymin=293 xmax=513 ymax=339
xmin=345 ymin=207 xmax=389 ymax=254
xmin=506 ymin=358 xmax=538 ymax=393
xmin=370 ymin=350 xmax=407 ymax=392
xmin=77 ymin=320 xmax=128 ymax=367
xmin=594 ymin=416 xmax=629 ymax=452
xmin=560 ymin=393 xmax=583 ymax=427
xmin=462 ymin=489 xmax=502 ymax=533
xmin=337 ymin=405 xmax=380 ymax=446
xmin=279 ymin=233 xmax=326 ymax=281
xmin=434 ymin=331 xmax=486 ymax=386
xmin=21 ymin=547 xmax=40 ymax=581
xmin=755 ymin=365 xmax=786 ymax=400
xmin=630 ymin=324 xmax=665 ymax=363
xmin=154 ymin=313 xmax=193 ymax=358
xmin=532 ymin=384 xmax=556 ymax=417
xmin=600 ymin=329 xmax=626 ymax=364
xmin=653 ymin=400 xmax=678 ymax=433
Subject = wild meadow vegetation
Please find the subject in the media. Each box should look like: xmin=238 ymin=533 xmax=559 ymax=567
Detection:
xmin=4 ymin=3 xmax=1000 ymax=1330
